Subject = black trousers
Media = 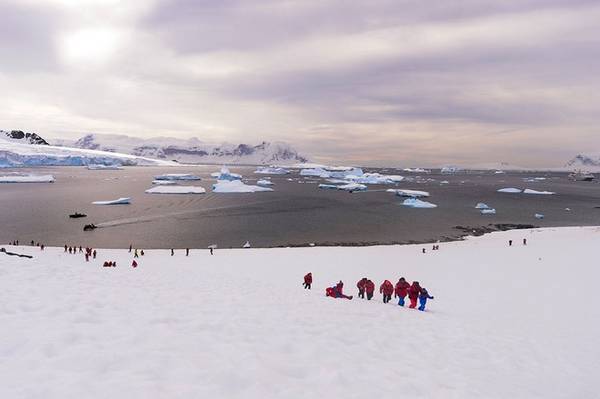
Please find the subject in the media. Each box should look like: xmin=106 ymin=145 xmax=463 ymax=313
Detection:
xmin=367 ymin=292 xmax=373 ymax=300
xmin=303 ymin=283 xmax=311 ymax=289
xmin=358 ymin=290 xmax=365 ymax=298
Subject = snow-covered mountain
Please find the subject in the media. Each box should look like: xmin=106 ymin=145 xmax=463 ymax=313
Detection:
xmin=565 ymin=154 xmax=600 ymax=171
xmin=0 ymin=134 xmax=175 ymax=168
xmin=55 ymin=134 xmax=308 ymax=165
xmin=2 ymin=130 xmax=49 ymax=145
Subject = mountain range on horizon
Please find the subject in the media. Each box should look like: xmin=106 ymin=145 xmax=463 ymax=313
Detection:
xmin=2 ymin=129 xmax=600 ymax=170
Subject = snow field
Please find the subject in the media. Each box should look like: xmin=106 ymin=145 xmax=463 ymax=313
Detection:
xmin=1 ymin=227 xmax=599 ymax=398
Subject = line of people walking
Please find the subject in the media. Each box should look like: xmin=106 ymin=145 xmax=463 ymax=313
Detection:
xmin=304 ymin=273 xmax=434 ymax=311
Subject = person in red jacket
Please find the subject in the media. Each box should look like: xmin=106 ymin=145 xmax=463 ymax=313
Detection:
xmin=408 ymin=281 xmax=422 ymax=308
xmin=395 ymin=277 xmax=411 ymax=306
xmin=357 ymin=277 xmax=367 ymax=299
xmin=380 ymin=280 xmax=394 ymax=303
xmin=325 ymin=280 xmax=353 ymax=299
xmin=365 ymin=279 xmax=375 ymax=300
xmin=303 ymin=272 xmax=312 ymax=289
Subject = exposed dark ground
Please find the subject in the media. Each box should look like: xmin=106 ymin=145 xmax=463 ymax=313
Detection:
xmin=1 ymin=166 xmax=599 ymax=248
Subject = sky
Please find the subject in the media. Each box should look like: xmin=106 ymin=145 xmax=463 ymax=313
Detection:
xmin=1 ymin=0 xmax=599 ymax=167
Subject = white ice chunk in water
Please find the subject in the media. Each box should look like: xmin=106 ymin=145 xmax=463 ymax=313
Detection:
xmin=242 ymin=241 xmax=251 ymax=248
xmin=254 ymin=167 xmax=289 ymax=175
xmin=475 ymin=203 xmax=490 ymax=209
xmin=523 ymin=189 xmax=555 ymax=195
xmin=481 ymin=208 xmax=497 ymax=215
xmin=402 ymin=198 xmax=437 ymax=208
xmin=0 ymin=174 xmax=55 ymax=183
xmin=210 ymin=167 xmax=242 ymax=181
xmin=212 ymin=180 xmax=273 ymax=193
xmin=318 ymin=184 xmax=339 ymax=190
xmin=256 ymin=179 xmax=274 ymax=186
xmin=497 ymin=188 xmax=522 ymax=193
xmin=535 ymin=213 xmax=545 ymax=219
xmin=151 ymin=180 xmax=177 ymax=185
xmin=337 ymin=183 xmax=367 ymax=192
xmin=154 ymin=173 xmax=201 ymax=181
xmin=92 ymin=197 xmax=131 ymax=205
xmin=145 ymin=186 xmax=206 ymax=194
xmin=388 ymin=189 xmax=430 ymax=198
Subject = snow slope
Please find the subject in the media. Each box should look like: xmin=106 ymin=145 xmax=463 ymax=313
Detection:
xmin=0 ymin=227 xmax=598 ymax=398
xmin=0 ymin=136 xmax=175 ymax=167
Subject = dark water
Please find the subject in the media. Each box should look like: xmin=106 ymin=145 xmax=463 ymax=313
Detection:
xmin=1 ymin=166 xmax=599 ymax=248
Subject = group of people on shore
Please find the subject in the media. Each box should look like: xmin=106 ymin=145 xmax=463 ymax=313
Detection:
xmin=303 ymin=273 xmax=434 ymax=311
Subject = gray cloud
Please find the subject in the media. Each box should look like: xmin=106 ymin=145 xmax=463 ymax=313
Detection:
xmin=1 ymin=0 xmax=599 ymax=167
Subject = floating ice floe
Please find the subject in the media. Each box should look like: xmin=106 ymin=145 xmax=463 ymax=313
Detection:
xmin=145 ymin=186 xmax=206 ymax=194
xmin=212 ymin=180 xmax=273 ymax=193
xmin=441 ymin=166 xmax=461 ymax=174
xmin=92 ymin=197 xmax=131 ymax=205
xmin=402 ymin=198 xmax=437 ymax=208
xmin=254 ymin=167 xmax=289 ymax=175
xmin=475 ymin=203 xmax=490 ymax=209
xmin=346 ymin=173 xmax=404 ymax=184
xmin=535 ymin=213 xmax=545 ymax=219
xmin=523 ymin=189 xmax=555 ymax=195
xmin=440 ymin=180 xmax=449 ymax=184
xmin=300 ymin=166 xmax=364 ymax=179
xmin=256 ymin=179 xmax=274 ymax=186
xmin=87 ymin=164 xmax=123 ymax=170
xmin=210 ymin=167 xmax=241 ymax=181
xmin=494 ymin=170 xmax=505 ymax=174
xmin=497 ymin=188 xmax=522 ymax=193
xmin=387 ymin=189 xmax=430 ymax=198
xmin=151 ymin=180 xmax=177 ymax=185
xmin=154 ymin=173 xmax=201 ymax=181
xmin=318 ymin=184 xmax=339 ymax=190
xmin=242 ymin=241 xmax=251 ymax=248
xmin=0 ymin=174 xmax=55 ymax=183
xmin=481 ymin=208 xmax=497 ymax=215
xmin=337 ymin=183 xmax=367 ymax=192
xmin=403 ymin=168 xmax=429 ymax=173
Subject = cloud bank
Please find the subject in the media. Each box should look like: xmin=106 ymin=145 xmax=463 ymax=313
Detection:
xmin=1 ymin=0 xmax=599 ymax=167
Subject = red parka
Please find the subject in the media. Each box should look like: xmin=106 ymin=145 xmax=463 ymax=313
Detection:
xmin=380 ymin=280 xmax=394 ymax=295
xmin=357 ymin=278 xmax=367 ymax=291
xmin=395 ymin=279 xmax=411 ymax=297
xmin=365 ymin=280 xmax=375 ymax=294
xmin=304 ymin=273 xmax=312 ymax=284
xmin=408 ymin=282 xmax=422 ymax=300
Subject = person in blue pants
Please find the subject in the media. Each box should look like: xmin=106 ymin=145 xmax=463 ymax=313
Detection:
xmin=418 ymin=287 xmax=434 ymax=311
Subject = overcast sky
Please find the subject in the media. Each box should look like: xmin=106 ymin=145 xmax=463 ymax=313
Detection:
xmin=1 ymin=0 xmax=599 ymax=167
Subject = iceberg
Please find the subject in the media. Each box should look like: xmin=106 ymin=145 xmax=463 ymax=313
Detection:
xmin=475 ymin=203 xmax=490 ymax=209
xmin=318 ymin=184 xmax=339 ymax=190
xmin=87 ymin=164 xmax=123 ymax=170
xmin=151 ymin=180 xmax=177 ymax=185
xmin=497 ymin=188 xmax=522 ymax=193
xmin=0 ymin=174 xmax=55 ymax=183
xmin=346 ymin=173 xmax=404 ymax=184
xmin=212 ymin=180 xmax=273 ymax=193
xmin=402 ymin=198 xmax=437 ymax=208
xmin=523 ymin=189 xmax=555 ymax=195
xmin=480 ymin=208 xmax=497 ymax=215
xmin=242 ymin=241 xmax=251 ymax=248
xmin=256 ymin=179 xmax=274 ymax=186
xmin=388 ymin=189 xmax=430 ymax=198
xmin=403 ymin=168 xmax=429 ymax=173
xmin=254 ymin=167 xmax=289 ymax=175
xmin=336 ymin=183 xmax=367 ymax=192
xmin=300 ymin=168 xmax=330 ymax=178
xmin=210 ymin=167 xmax=242 ymax=181
xmin=145 ymin=186 xmax=206 ymax=194
xmin=92 ymin=197 xmax=131 ymax=205
xmin=154 ymin=173 xmax=202 ymax=181
xmin=535 ymin=213 xmax=545 ymax=219
xmin=441 ymin=166 xmax=461 ymax=174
